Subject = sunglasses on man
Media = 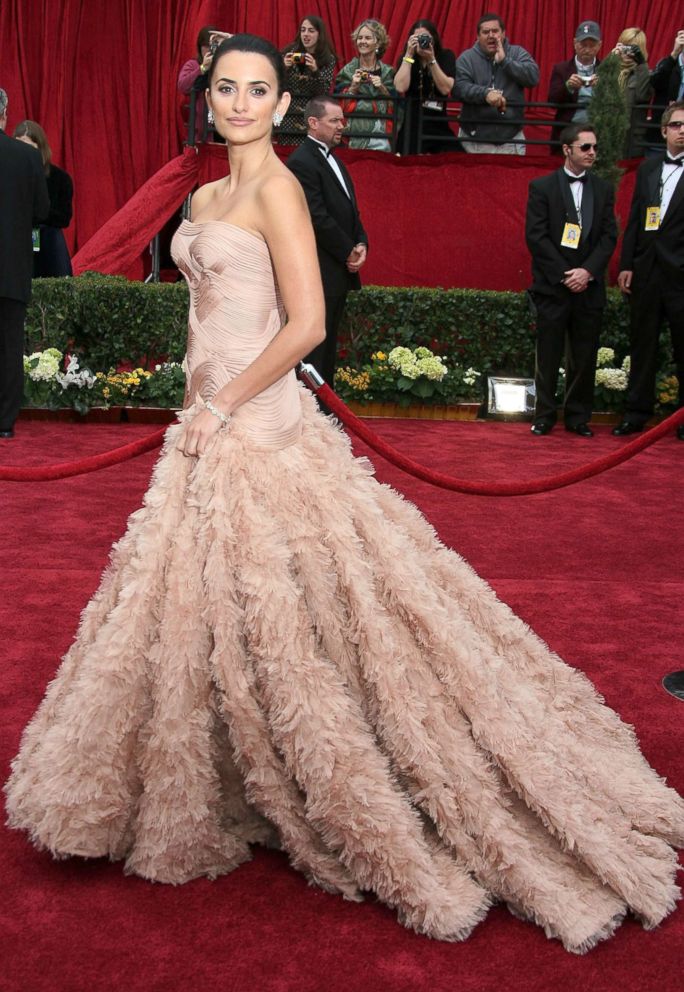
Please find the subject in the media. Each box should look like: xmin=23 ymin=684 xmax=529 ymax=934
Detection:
xmin=574 ymin=142 xmax=598 ymax=151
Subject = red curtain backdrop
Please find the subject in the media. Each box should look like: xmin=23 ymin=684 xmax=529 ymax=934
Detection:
xmin=0 ymin=1 xmax=674 ymax=269
xmin=71 ymin=144 xmax=639 ymax=291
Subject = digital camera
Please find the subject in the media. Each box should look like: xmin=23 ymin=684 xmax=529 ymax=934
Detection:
xmin=618 ymin=43 xmax=644 ymax=64
xmin=359 ymin=70 xmax=371 ymax=81
xmin=417 ymin=34 xmax=432 ymax=50
xmin=291 ymin=51 xmax=306 ymax=64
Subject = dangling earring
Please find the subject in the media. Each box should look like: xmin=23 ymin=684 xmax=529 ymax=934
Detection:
xmin=272 ymin=111 xmax=283 ymax=127
xmin=207 ymin=107 xmax=215 ymax=125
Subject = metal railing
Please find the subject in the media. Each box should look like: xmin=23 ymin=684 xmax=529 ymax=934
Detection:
xmin=184 ymin=81 xmax=672 ymax=158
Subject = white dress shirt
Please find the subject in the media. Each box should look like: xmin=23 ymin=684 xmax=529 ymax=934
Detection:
xmin=308 ymin=136 xmax=351 ymax=199
xmin=660 ymin=152 xmax=684 ymax=219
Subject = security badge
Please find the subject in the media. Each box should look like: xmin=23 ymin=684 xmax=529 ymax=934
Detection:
xmin=561 ymin=223 xmax=581 ymax=248
xmin=644 ymin=206 xmax=661 ymax=230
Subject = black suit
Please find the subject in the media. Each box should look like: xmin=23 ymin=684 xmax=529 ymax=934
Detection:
xmin=0 ymin=129 xmax=50 ymax=430
xmin=526 ymin=168 xmax=617 ymax=426
xmin=286 ymin=137 xmax=367 ymax=386
xmin=619 ymin=155 xmax=684 ymax=425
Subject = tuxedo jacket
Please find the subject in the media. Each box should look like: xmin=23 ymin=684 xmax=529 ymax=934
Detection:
xmin=619 ymin=155 xmax=684 ymax=286
xmin=0 ymin=130 xmax=50 ymax=303
xmin=526 ymin=168 xmax=617 ymax=303
xmin=286 ymin=137 xmax=368 ymax=298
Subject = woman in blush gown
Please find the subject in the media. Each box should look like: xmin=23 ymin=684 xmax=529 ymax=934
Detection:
xmin=5 ymin=35 xmax=683 ymax=955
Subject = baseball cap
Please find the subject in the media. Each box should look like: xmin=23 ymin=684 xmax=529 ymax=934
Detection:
xmin=575 ymin=21 xmax=602 ymax=42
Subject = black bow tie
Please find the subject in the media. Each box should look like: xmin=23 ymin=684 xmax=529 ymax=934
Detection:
xmin=567 ymin=174 xmax=587 ymax=184
xmin=664 ymin=155 xmax=683 ymax=167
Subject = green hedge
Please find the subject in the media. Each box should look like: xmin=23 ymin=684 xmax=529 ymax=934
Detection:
xmin=26 ymin=274 xmax=672 ymax=384
xmin=26 ymin=275 xmax=189 ymax=370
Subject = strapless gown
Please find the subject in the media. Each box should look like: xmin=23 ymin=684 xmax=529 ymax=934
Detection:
xmin=6 ymin=220 xmax=683 ymax=954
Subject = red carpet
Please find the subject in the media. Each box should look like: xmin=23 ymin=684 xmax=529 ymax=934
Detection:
xmin=1 ymin=419 xmax=682 ymax=992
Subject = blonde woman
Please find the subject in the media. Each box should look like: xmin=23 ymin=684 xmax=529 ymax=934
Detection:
xmin=614 ymin=28 xmax=653 ymax=156
xmin=334 ymin=19 xmax=397 ymax=151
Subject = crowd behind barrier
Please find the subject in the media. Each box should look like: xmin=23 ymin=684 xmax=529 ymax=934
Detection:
xmin=180 ymin=14 xmax=684 ymax=158
xmin=188 ymin=91 xmax=677 ymax=157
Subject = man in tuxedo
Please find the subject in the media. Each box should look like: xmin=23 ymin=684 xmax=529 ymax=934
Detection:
xmin=286 ymin=96 xmax=368 ymax=388
xmin=614 ymin=101 xmax=684 ymax=439
xmin=525 ymin=122 xmax=617 ymax=436
xmin=0 ymin=88 xmax=50 ymax=438
xmin=547 ymin=21 xmax=602 ymax=154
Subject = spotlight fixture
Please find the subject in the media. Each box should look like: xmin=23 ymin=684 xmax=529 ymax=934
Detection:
xmin=487 ymin=376 xmax=536 ymax=420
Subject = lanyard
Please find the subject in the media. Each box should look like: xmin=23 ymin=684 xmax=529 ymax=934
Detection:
xmin=659 ymin=164 xmax=682 ymax=205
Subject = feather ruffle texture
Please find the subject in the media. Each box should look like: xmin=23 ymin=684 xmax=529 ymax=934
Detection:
xmin=5 ymin=391 xmax=683 ymax=954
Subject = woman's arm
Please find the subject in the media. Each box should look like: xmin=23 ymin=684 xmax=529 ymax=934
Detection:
xmin=394 ymin=35 xmax=418 ymax=95
xmin=178 ymin=58 xmax=202 ymax=94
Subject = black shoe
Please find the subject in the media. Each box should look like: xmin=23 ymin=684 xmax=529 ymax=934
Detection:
xmin=530 ymin=422 xmax=552 ymax=436
xmin=677 ymin=425 xmax=684 ymax=441
xmin=612 ymin=421 xmax=642 ymax=437
xmin=565 ymin=423 xmax=593 ymax=437
xmin=0 ymin=429 xmax=14 ymax=439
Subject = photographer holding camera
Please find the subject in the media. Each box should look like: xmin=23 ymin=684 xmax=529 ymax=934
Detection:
xmin=279 ymin=16 xmax=337 ymax=146
xmin=394 ymin=19 xmax=456 ymax=154
xmin=613 ymin=28 xmax=653 ymax=157
xmin=547 ymin=21 xmax=603 ymax=154
xmin=177 ymin=26 xmax=232 ymax=141
xmin=335 ymin=20 xmax=397 ymax=151
xmin=455 ymin=12 xmax=539 ymax=154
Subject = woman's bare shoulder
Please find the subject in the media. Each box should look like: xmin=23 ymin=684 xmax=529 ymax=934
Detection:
xmin=257 ymin=165 xmax=308 ymax=214
xmin=190 ymin=179 xmax=226 ymax=220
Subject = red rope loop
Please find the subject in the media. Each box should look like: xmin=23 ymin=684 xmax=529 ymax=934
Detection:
xmin=316 ymin=383 xmax=684 ymax=497
xmin=0 ymin=425 xmax=169 ymax=482
xmin=1 ymin=386 xmax=682 ymax=495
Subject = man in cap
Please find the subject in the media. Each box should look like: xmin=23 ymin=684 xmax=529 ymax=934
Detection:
xmin=548 ymin=21 xmax=602 ymax=153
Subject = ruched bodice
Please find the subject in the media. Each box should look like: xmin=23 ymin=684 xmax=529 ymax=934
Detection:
xmin=171 ymin=220 xmax=302 ymax=448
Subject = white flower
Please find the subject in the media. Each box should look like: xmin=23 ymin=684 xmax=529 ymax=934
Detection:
xmin=622 ymin=355 xmax=631 ymax=373
xmin=595 ymin=367 xmax=627 ymax=390
xmin=463 ymin=367 xmax=481 ymax=386
xmin=596 ymin=347 xmax=615 ymax=368
xmin=26 ymin=351 xmax=61 ymax=382
xmin=56 ymin=355 xmax=97 ymax=391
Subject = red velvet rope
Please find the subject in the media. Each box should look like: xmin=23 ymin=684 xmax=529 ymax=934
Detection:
xmin=1 ymin=388 xmax=682 ymax=493
xmin=0 ymin=425 xmax=169 ymax=482
xmin=317 ymin=383 xmax=684 ymax=497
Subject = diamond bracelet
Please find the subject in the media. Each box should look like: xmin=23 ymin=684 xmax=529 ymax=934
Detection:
xmin=205 ymin=399 xmax=231 ymax=427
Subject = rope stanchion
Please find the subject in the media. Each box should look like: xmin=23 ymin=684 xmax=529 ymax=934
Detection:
xmin=298 ymin=365 xmax=684 ymax=497
xmin=2 ymin=371 xmax=682 ymax=493
xmin=0 ymin=425 xmax=169 ymax=483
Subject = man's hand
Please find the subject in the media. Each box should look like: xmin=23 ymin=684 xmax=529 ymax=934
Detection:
xmin=346 ymin=244 xmax=367 ymax=273
xmin=562 ymin=267 xmax=592 ymax=293
xmin=617 ymin=270 xmax=633 ymax=294
xmin=672 ymin=30 xmax=684 ymax=59
xmin=493 ymin=37 xmax=506 ymax=63
xmin=486 ymin=88 xmax=506 ymax=109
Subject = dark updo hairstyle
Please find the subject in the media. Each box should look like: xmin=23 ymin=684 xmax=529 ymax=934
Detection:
xmin=208 ymin=33 xmax=286 ymax=96
xmin=196 ymin=24 xmax=218 ymax=62
xmin=396 ymin=18 xmax=445 ymax=69
xmin=284 ymin=14 xmax=337 ymax=64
